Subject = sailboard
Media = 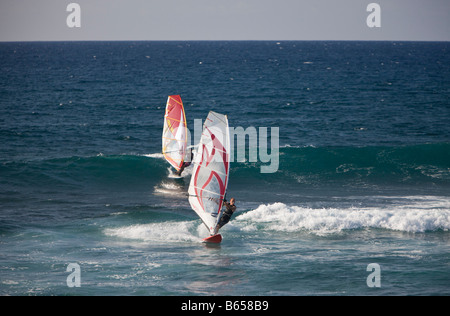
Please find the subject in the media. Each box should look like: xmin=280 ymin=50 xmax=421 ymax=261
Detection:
xmin=188 ymin=111 xmax=230 ymax=243
xmin=162 ymin=95 xmax=188 ymax=173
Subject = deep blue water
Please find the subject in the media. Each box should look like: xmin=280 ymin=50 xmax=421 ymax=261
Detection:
xmin=1 ymin=41 xmax=449 ymax=295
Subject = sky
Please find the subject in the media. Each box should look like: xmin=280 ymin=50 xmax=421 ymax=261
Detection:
xmin=0 ymin=0 xmax=449 ymax=41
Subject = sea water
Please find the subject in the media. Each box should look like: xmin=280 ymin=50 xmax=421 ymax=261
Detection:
xmin=1 ymin=41 xmax=449 ymax=295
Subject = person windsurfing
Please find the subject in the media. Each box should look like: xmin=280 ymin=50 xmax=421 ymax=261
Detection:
xmin=215 ymin=198 xmax=236 ymax=232
xmin=175 ymin=148 xmax=193 ymax=176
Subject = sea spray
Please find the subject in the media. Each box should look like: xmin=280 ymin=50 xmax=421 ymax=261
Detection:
xmin=235 ymin=201 xmax=450 ymax=234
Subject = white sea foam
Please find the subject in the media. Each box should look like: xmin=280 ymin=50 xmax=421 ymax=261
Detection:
xmin=143 ymin=153 xmax=164 ymax=159
xmin=104 ymin=221 xmax=201 ymax=243
xmin=166 ymin=165 xmax=194 ymax=178
xmin=235 ymin=199 xmax=450 ymax=234
xmin=160 ymin=181 xmax=183 ymax=190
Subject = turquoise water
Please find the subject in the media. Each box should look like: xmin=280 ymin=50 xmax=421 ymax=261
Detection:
xmin=1 ymin=41 xmax=449 ymax=295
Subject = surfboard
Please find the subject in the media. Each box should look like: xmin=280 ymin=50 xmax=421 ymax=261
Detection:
xmin=188 ymin=111 xmax=230 ymax=243
xmin=162 ymin=95 xmax=187 ymax=173
xmin=167 ymin=167 xmax=183 ymax=179
xmin=202 ymin=234 xmax=222 ymax=244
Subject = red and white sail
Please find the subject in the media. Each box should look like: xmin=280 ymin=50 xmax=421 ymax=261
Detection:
xmin=162 ymin=95 xmax=187 ymax=171
xmin=188 ymin=111 xmax=230 ymax=235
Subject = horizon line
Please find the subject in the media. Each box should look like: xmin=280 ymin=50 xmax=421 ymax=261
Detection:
xmin=1 ymin=39 xmax=449 ymax=43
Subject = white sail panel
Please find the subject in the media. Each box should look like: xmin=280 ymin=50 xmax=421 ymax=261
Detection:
xmin=162 ymin=95 xmax=187 ymax=171
xmin=188 ymin=111 xmax=230 ymax=234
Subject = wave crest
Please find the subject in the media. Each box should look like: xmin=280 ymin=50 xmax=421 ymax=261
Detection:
xmin=235 ymin=201 xmax=450 ymax=234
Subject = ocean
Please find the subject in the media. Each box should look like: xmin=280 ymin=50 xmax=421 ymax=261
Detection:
xmin=0 ymin=41 xmax=449 ymax=296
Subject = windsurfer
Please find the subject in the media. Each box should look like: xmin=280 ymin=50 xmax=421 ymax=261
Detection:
xmin=175 ymin=149 xmax=193 ymax=176
xmin=215 ymin=198 xmax=236 ymax=232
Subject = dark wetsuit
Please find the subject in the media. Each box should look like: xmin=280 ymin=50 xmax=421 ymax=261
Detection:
xmin=175 ymin=161 xmax=191 ymax=176
xmin=217 ymin=201 xmax=236 ymax=229
xmin=175 ymin=151 xmax=193 ymax=176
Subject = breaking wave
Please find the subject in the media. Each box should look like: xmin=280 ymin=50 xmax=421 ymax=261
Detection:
xmin=234 ymin=199 xmax=450 ymax=234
